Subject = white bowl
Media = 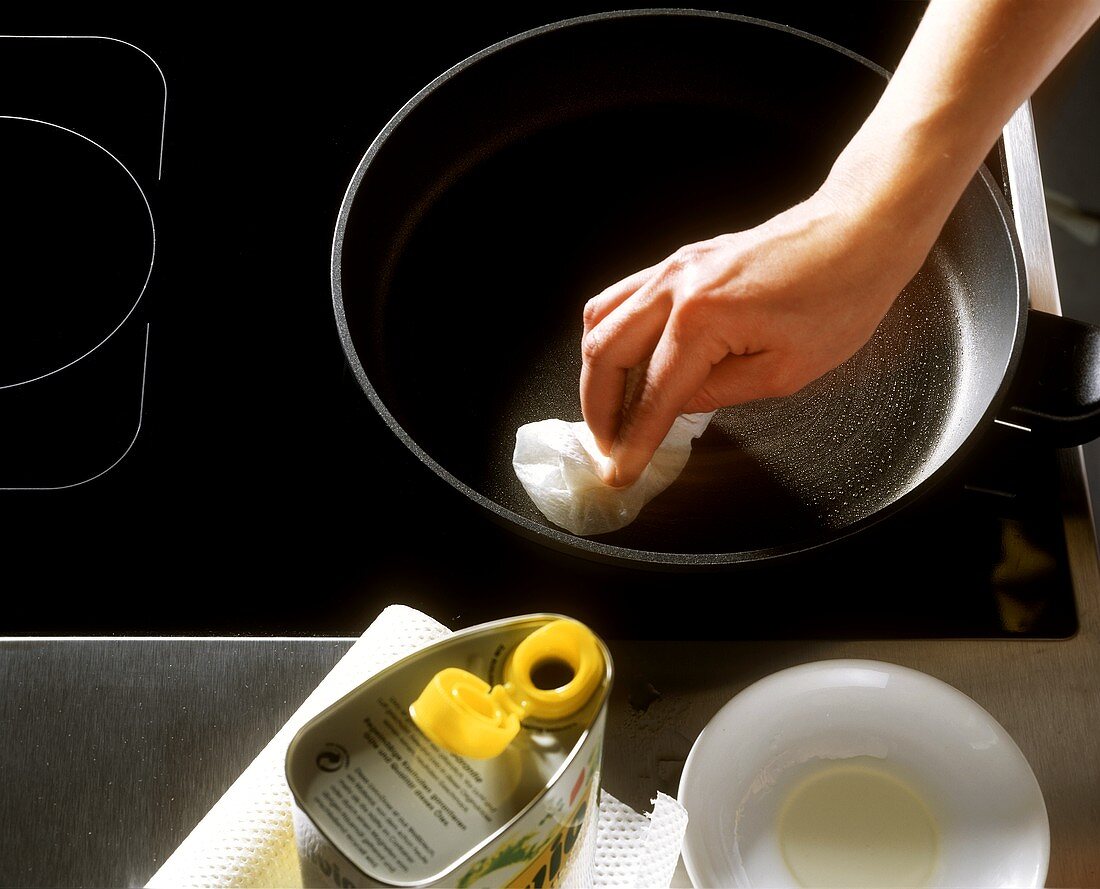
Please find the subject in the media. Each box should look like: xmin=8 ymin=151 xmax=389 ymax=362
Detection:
xmin=678 ymin=660 xmax=1049 ymax=888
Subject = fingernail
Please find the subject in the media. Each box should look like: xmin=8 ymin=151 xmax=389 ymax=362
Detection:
xmin=603 ymin=452 xmax=630 ymax=488
xmin=595 ymin=453 xmax=617 ymax=486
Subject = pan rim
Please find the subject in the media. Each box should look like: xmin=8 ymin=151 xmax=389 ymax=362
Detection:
xmin=331 ymin=7 xmax=1027 ymax=567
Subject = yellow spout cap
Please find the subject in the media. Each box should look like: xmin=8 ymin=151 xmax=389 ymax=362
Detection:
xmin=410 ymin=619 xmax=604 ymax=759
xmin=410 ymin=667 xmax=522 ymax=760
xmin=503 ymin=618 xmax=603 ymax=722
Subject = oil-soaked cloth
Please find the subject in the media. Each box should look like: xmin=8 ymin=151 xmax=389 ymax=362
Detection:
xmin=513 ymin=412 xmax=714 ymax=536
xmin=145 ymin=605 xmax=688 ymax=888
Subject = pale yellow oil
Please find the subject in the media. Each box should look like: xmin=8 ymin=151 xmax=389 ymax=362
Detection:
xmin=778 ymin=761 xmax=939 ymax=888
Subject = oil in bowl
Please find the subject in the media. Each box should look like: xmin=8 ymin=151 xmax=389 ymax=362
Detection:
xmin=778 ymin=758 xmax=938 ymax=888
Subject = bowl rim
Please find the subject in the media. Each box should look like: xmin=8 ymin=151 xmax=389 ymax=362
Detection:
xmin=677 ymin=658 xmax=1050 ymax=889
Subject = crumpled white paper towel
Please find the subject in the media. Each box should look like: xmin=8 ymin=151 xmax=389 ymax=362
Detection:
xmin=146 ymin=605 xmax=688 ymax=889
xmin=513 ymin=412 xmax=714 ymax=536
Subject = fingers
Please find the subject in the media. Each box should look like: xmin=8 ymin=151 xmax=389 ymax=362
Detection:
xmin=582 ymin=263 xmax=663 ymax=334
xmin=580 ymin=275 xmax=675 ymax=455
xmin=608 ymin=314 xmax=722 ymax=486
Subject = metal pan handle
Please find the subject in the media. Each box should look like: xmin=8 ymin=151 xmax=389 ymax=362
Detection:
xmin=1000 ymin=308 xmax=1100 ymax=445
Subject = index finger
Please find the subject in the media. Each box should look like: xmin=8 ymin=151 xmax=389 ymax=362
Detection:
xmin=609 ymin=319 xmax=720 ymax=486
xmin=580 ymin=277 xmax=674 ymax=455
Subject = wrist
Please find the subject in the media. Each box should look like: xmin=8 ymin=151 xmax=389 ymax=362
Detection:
xmin=820 ymin=103 xmax=985 ymax=272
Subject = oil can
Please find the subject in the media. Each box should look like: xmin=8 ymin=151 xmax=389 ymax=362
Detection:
xmin=286 ymin=614 xmax=612 ymax=887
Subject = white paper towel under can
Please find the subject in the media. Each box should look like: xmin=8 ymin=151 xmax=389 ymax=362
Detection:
xmin=286 ymin=614 xmax=613 ymax=888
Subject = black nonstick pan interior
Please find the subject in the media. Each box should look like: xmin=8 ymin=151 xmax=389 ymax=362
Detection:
xmin=334 ymin=11 xmax=1022 ymax=563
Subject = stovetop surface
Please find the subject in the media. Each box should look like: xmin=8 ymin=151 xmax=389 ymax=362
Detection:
xmin=0 ymin=4 xmax=1079 ymax=639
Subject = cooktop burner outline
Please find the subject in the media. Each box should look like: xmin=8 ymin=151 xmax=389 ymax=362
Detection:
xmin=0 ymin=36 xmax=163 ymax=490
xmin=0 ymin=115 xmax=156 ymax=391
xmin=0 ymin=34 xmax=166 ymax=179
xmin=0 ymin=324 xmax=149 ymax=492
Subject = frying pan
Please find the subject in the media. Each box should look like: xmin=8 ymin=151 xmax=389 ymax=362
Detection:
xmin=333 ymin=10 xmax=1100 ymax=566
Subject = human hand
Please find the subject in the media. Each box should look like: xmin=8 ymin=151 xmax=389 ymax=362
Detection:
xmin=577 ymin=0 xmax=1100 ymax=490
xmin=579 ymin=182 xmax=934 ymax=487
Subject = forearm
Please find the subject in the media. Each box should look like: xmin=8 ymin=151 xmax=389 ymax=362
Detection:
xmin=826 ymin=0 xmax=1100 ymax=259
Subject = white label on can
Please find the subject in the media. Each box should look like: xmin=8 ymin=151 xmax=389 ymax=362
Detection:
xmin=306 ymin=694 xmax=552 ymax=882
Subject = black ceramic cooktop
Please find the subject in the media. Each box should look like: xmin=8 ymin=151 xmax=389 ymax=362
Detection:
xmin=0 ymin=4 xmax=1079 ymax=639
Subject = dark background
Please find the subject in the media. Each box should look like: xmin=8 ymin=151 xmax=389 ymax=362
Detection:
xmin=0 ymin=4 xmax=1094 ymax=637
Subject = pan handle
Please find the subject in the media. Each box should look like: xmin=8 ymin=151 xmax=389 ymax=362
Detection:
xmin=1000 ymin=309 xmax=1100 ymax=445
